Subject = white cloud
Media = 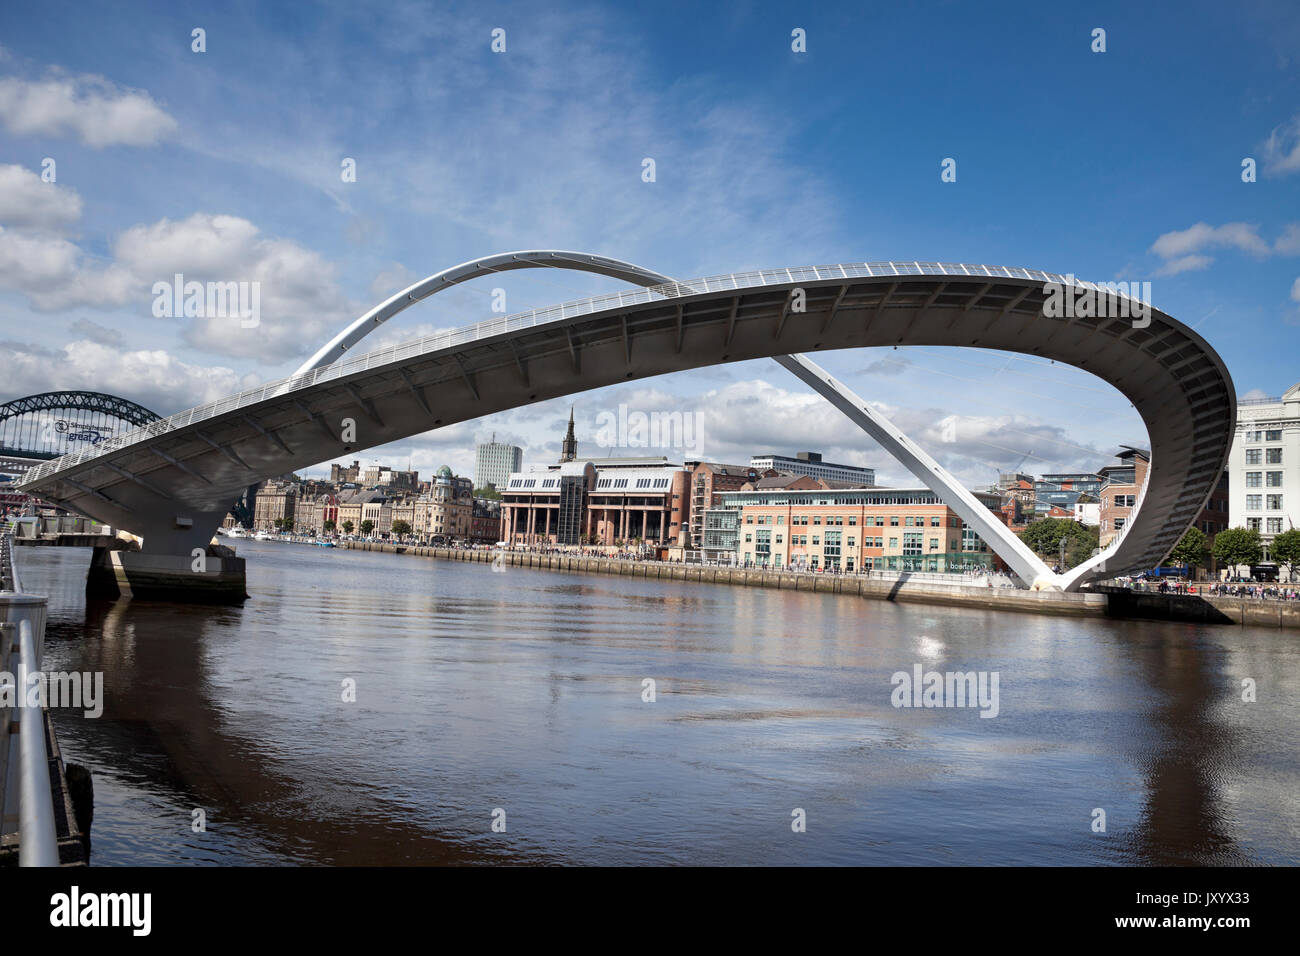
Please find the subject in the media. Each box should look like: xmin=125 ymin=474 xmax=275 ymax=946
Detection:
xmin=0 ymin=70 xmax=177 ymax=147
xmin=0 ymin=210 xmax=360 ymax=362
xmin=1262 ymin=114 xmax=1300 ymax=175
xmin=1150 ymin=222 xmax=1271 ymax=261
xmin=0 ymin=164 xmax=83 ymax=231
xmin=1275 ymin=223 xmax=1300 ymax=255
xmin=1153 ymin=254 xmax=1213 ymax=277
xmin=2 ymin=337 xmax=258 ymax=414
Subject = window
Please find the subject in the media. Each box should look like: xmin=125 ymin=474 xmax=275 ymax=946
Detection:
xmin=812 ymin=535 xmax=820 ymax=545
xmin=848 ymin=517 xmax=857 ymax=526
xmin=930 ymin=516 xmax=940 ymax=527
xmin=746 ymin=516 xmax=754 ymax=524
xmin=847 ymin=538 xmax=855 ymax=547
xmin=1247 ymin=517 xmax=1262 ymax=531
xmin=890 ymin=516 xmax=899 ymax=526
xmin=813 ymin=516 xmax=822 ymax=525
xmin=1246 ymin=449 xmax=1262 ymax=465
xmin=1247 ymin=472 xmax=1262 ymax=488
xmin=905 ymin=516 xmax=914 ymax=527
xmin=776 ymin=515 xmax=784 ymax=525
xmin=1267 ymin=518 xmax=1283 ymax=533
xmin=1245 ymin=430 xmax=1262 ymax=442
xmin=1267 ymin=472 xmax=1283 ymax=487
xmin=1268 ymin=495 xmax=1283 ymax=510
xmin=1114 ymin=518 xmax=1126 ymax=531
xmin=1267 ymin=448 xmax=1283 ymax=464
xmin=929 ymin=538 xmax=939 ymax=551
xmin=1266 ymin=429 xmax=1282 ymax=441
xmin=889 ymin=537 xmax=898 ymax=549
xmin=1246 ymin=495 xmax=1262 ymax=510
xmin=776 ymin=534 xmax=783 ymax=544
xmin=902 ymin=532 xmax=922 ymax=556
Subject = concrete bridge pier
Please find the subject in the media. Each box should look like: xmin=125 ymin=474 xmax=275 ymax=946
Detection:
xmin=86 ymin=546 xmax=248 ymax=604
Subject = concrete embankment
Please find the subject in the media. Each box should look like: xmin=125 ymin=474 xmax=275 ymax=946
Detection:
xmin=336 ymin=541 xmax=1300 ymax=630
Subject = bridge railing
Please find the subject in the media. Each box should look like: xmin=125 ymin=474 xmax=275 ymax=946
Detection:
xmin=0 ymin=531 xmax=58 ymax=865
xmin=22 ymin=261 xmax=1120 ymax=486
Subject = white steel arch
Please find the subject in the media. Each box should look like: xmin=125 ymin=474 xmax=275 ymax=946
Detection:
xmin=295 ymin=250 xmax=675 ymax=375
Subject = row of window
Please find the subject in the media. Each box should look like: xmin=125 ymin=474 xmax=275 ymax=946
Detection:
xmin=1244 ymin=471 xmax=1285 ymax=487
xmin=742 ymin=533 xmax=965 ymax=551
xmin=737 ymin=554 xmax=994 ymax=572
xmin=1246 ymin=517 xmax=1289 ymax=533
xmin=1244 ymin=429 xmax=1284 ymax=442
xmin=1244 ymin=495 xmax=1284 ymax=510
xmin=1244 ymin=448 xmax=1283 ymax=465
xmin=743 ymin=514 xmax=956 ymax=528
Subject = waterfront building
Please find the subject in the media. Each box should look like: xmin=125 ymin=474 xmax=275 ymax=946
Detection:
xmin=430 ymin=465 xmax=472 ymax=540
xmin=500 ymin=461 xmax=689 ymax=548
xmin=471 ymin=497 xmax=502 ymax=543
xmin=253 ymin=479 xmax=297 ymax=530
xmin=474 ymin=434 xmax=523 ymax=491
xmin=1229 ymin=384 xmax=1300 ymax=579
xmin=748 ymin=451 xmax=875 ymax=486
xmin=1097 ymin=447 xmax=1150 ymax=547
xmin=713 ymin=486 xmax=1006 ymax=572
xmin=685 ymin=461 xmax=767 ymax=549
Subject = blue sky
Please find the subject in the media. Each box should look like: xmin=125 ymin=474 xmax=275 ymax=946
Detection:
xmin=1 ymin=0 xmax=1298 ymax=486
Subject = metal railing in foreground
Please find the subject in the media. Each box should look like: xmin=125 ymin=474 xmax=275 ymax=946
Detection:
xmin=0 ymin=531 xmax=58 ymax=866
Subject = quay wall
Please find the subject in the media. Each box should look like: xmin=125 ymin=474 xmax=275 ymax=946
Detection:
xmin=334 ymin=541 xmax=1300 ymax=630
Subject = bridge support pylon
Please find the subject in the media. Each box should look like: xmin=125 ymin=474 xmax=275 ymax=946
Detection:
xmin=86 ymin=545 xmax=248 ymax=604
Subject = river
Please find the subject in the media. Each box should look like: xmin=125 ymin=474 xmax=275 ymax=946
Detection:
xmin=22 ymin=541 xmax=1300 ymax=865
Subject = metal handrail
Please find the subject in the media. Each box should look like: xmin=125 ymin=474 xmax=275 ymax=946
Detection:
xmin=17 ymin=616 xmax=58 ymax=866
xmin=20 ymin=261 xmax=1116 ymax=488
xmin=0 ymin=529 xmax=19 ymax=592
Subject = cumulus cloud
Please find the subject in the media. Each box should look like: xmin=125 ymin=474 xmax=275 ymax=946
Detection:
xmin=0 ymin=164 xmax=83 ymax=231
xmin=0 ymin=70 xmax=177 ymax=147
xmin=1151 ymin=221 xmax=1270 ymax=259
xmin=1148 ymin=222 xmax=1283 ymax=274
xmin=3 ymin=337 xmax=259 ymax=414
xmin=0 ymin=206 xmax=359 ymax=362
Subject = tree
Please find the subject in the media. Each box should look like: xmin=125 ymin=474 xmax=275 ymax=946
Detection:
xmin=1168 ymin=527 xmax=1209 ymax=572
xmin=1213 ymin=527 xmax=1262 ymax=575
xmin=391 ymin=519 xmax=412 ymax=537
xmin=1018 ymin=518 xmax=1096 ymax=569
xmin=342 ymin=520 xmax=354 ymax=535
xmin=1271 ymin=527 xmax=1300 ymax=581
xmin=324 ymin=520 xmax=336 ymax=533
xmin=474 ymin=486 xmax=502 ymax=500
xmin=360 ymin=519 xmax=375 ymax=536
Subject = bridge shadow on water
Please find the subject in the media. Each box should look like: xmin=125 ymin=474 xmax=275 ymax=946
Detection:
xmin=45 ymin=594 xmax=550 ymax=865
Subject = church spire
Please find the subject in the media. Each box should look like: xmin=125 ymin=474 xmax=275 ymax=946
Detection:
xmin=561 ymin=406 xmax=577 ymax=462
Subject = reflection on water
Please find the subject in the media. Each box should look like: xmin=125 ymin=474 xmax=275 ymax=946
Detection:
xmin=24 ymin=543 xmax=1300 ymax=865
